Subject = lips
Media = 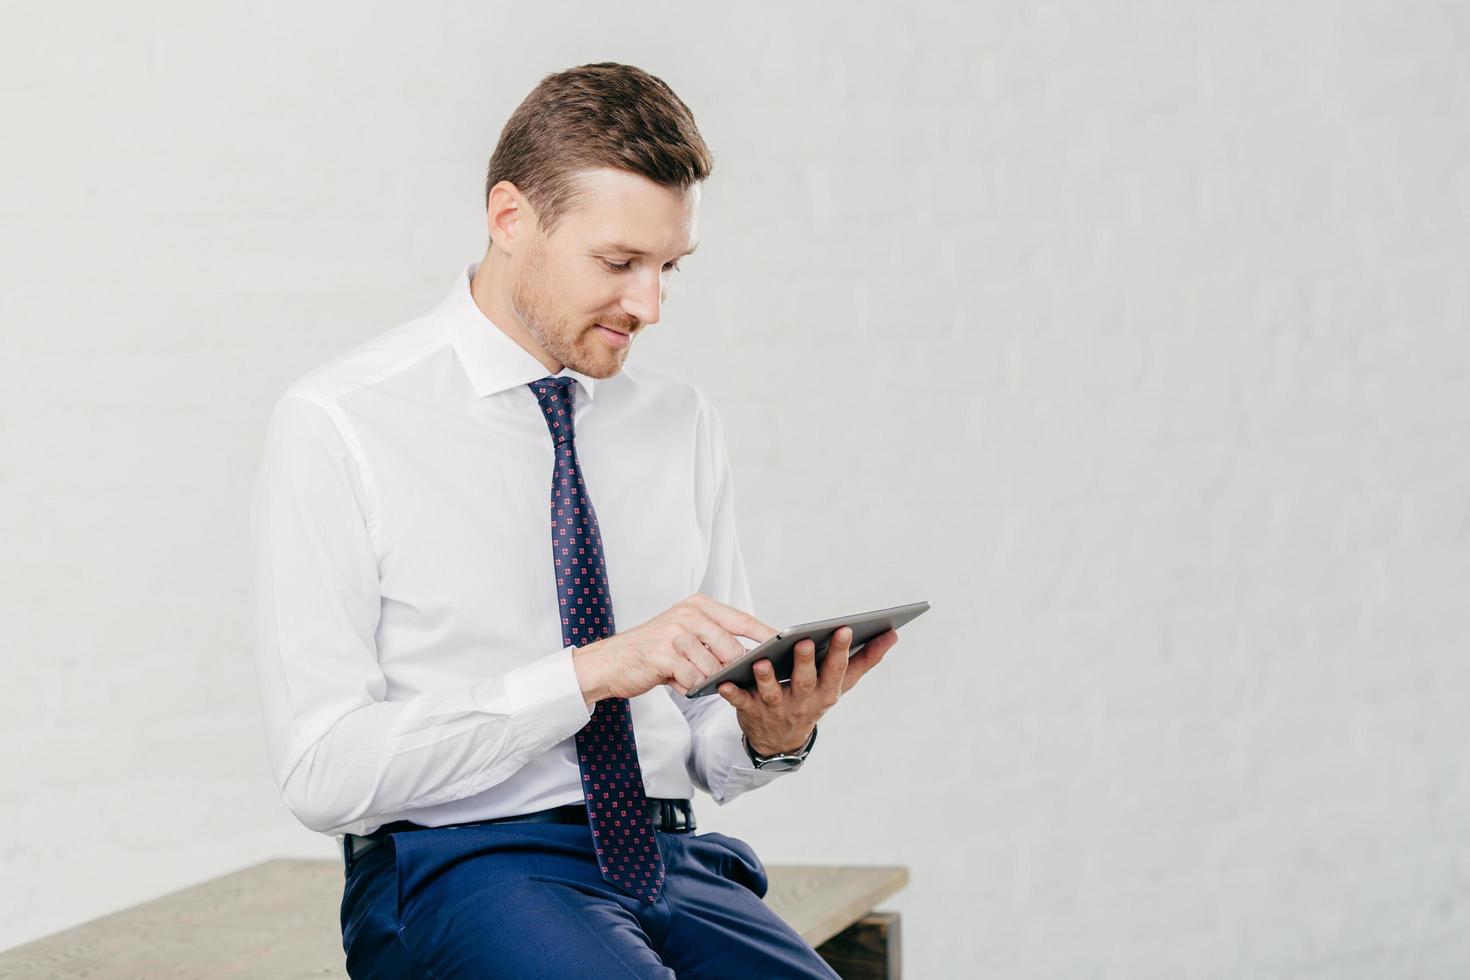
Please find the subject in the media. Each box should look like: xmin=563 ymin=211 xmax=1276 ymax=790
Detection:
xmin=596 ymin=324 xmax=631 ymax=348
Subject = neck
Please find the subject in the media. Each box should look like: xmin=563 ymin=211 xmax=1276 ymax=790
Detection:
xmin=470 ymin=248 xmax=563 ymax=374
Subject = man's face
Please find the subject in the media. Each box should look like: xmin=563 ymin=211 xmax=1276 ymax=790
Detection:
xmin=508 ymin=167 xmax=700 ymax=379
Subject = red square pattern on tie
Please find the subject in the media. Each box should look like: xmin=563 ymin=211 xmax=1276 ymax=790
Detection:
xmin=529 ymin=377 xmax=666 ymax=904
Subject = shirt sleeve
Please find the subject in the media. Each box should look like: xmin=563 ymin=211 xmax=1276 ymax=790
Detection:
xmin=665 ymin=389 xmax=797 ymax=804
xmin=249 ymin=395 xmax=593 ymax=835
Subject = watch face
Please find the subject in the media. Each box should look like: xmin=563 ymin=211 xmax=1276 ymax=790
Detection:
xmin=744 ymin=728 xmax=815 ymax=771
xmin=756 ymin=756 xmax=802 ymax=772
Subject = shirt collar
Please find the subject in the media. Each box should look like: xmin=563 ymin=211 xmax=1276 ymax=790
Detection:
xmin=443 ymin=260 xmax=599 ymax=401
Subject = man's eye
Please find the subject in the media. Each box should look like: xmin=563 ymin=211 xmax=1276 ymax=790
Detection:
xmin=600 ymin=258 xmax=681 ymax=273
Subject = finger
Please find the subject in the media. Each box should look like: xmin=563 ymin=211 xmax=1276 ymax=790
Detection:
xmin=849 ymin=628 xmax=898 ymax=664
xmin=672 ymin=630 xmax=722 ymax=678
xmin=680 ymin=612 xmax=746 ymax=666
xmin=841 ymin=630 xmax=898 ymax=693
xmin=818 ymin=626 xmax=852 ymax=698
xmin=670 ymin=655 xmax=702 ymax=693
xmin=689 ymin=593 xmax=779 ymax=645
xmin=840 ymin=644 xmax=888 ymax=692
xmin=789 ymin=638 xmax=819 ymax=696
xmin=719 ymin=682 xmax=753 ymax=709
xmin=661 ymin=650 xmax=703 ymax=695
xmin=752 ymin=658 xmax=784 ymax=707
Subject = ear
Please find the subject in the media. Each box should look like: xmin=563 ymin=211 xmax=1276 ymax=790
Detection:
xmin=487 ymin=179 xmax=533 ymax=255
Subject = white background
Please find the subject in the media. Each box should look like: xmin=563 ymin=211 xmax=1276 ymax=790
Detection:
xmin=4 ymin=1 xmax=1469 ymax=977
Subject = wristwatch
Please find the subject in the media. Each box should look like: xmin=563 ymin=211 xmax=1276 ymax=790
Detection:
xmin=741 ymin=725 xmax=818 ymax=772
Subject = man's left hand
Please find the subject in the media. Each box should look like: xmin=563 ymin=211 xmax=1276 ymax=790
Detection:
xmin=718 ymin=626 xmax=900 ymax=756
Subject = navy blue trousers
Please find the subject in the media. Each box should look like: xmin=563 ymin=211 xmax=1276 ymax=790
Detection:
xmin=340 ymin=820 xmax=841 ymax=978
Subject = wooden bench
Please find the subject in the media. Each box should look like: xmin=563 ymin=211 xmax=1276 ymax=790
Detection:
xmin=0 ymin=858 xmax=907 ymax=978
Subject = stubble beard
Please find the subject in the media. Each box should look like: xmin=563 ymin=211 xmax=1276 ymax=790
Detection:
xmin=509 ymin=239 xmax=624 ymax=379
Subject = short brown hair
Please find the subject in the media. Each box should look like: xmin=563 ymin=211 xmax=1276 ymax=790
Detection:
xmin=485 ymin=62 xmax=714 ymax=240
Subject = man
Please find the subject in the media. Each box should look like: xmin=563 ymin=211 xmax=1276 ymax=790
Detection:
xmin=250 ymin=62 xmax=901 ymax=978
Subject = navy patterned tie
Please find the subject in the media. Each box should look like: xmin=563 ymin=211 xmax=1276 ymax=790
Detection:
xmin=529 ymin=376 xmax=665 ymax=904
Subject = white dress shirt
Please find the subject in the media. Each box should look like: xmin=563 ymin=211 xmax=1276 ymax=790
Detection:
xmin=250 ymin=260 xmax=791 ymax=839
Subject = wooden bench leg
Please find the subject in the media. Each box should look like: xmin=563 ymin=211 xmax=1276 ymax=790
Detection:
xmin=815 ymin=910 xmax=901 ymax=979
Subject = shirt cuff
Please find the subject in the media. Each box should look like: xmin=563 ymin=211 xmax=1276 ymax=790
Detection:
xmin=704 ymin=704 xmax=793 ymax=804
xmin=472 ymin=645 xmax=593 ymax=746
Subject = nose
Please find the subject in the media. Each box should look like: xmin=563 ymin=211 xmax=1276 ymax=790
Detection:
xmin=621 ymin=269 xmax=665 ymax=327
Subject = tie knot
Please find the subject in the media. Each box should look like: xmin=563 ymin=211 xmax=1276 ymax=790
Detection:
xmin=529 ymin=376 xmax=578 ymax=446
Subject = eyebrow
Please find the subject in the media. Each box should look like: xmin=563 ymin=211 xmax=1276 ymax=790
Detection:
xmin=595 ymin=241 xmax=699 ymax=258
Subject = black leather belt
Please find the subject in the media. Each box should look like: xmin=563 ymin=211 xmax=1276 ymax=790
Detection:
xmin=342 ymin=798 xmax=696 ymax=873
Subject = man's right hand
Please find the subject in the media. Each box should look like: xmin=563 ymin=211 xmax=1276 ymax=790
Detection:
xmin=572 ymin=593 xmax=779 ymax=704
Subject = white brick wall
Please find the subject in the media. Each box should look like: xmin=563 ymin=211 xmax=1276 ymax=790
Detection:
xmin=3 ymin=1 xmax=1467 ymax=976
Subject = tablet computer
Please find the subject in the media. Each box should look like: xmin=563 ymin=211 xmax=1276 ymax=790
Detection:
xmin=684 ymin=600 xmax=930 ymax=698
